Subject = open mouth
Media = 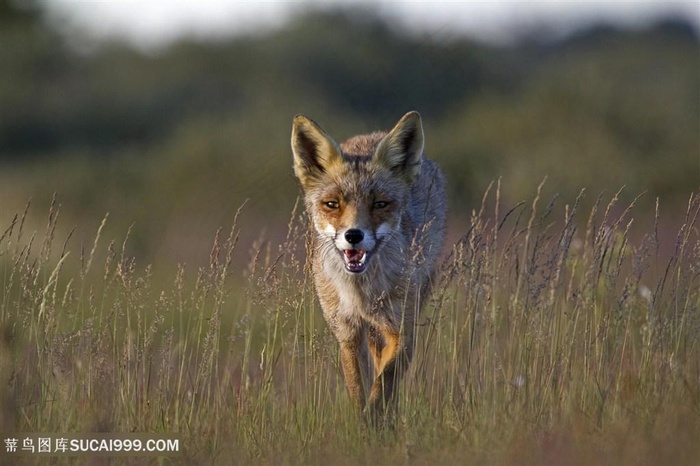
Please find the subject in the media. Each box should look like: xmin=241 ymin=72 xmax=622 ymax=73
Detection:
xmin=342 ymin=249 xmax=368 ymax=273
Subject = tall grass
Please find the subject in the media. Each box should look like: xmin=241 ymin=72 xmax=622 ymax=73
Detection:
xmin=1 ymin=187 xmax=698 ymax=465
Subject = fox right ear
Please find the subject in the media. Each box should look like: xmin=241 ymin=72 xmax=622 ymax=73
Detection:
xmin=291 ymin=115 xmax=342 ymax=189
xmin=374 ymin=111 xmax=424 ymax=184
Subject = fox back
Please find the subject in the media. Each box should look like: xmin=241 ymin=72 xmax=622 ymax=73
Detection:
xmin=291 ymin=111 xmax=446 ymax=422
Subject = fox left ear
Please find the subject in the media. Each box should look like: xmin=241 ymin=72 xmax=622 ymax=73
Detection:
xmin=374 ymin=111 xmax=424 ymax=184
xmin=291 ymin=114 xmax=343 ymax=190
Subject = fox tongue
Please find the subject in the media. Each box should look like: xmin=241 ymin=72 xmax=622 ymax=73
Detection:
xmin=344 ymin=249 xmax=365 ymax=263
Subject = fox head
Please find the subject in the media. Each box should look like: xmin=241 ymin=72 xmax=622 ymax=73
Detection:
xmin=291 ymin=111 xmax=424 ymax=274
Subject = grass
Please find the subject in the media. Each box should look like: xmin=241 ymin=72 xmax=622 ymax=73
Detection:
xmin=1 ymin=185 xmax=699 ymax=465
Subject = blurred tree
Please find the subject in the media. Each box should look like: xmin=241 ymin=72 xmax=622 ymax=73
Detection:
xmin=0 ymin=0 xmax=41 ymax=24
xmin=0 ymin=0 xmax=73 ymax=156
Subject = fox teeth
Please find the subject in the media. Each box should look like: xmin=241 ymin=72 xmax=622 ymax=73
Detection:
xmin=342 ymin=249 xmax=367 ymax=273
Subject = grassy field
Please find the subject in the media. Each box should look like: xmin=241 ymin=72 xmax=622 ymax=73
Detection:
xmin=1 ymin=185 xmax=699 ymax=465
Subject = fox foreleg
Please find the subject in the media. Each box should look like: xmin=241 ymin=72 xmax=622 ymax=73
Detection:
xmin=366 ymin=328 xmax=412 ymax=421
xmin=339 ymin=335 xmax=366 ymax=415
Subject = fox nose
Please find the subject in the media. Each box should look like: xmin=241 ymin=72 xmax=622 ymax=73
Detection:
xmin=344 ymin=229 xmax=364 ymax=245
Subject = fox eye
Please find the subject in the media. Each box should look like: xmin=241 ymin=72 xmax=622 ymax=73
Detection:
xmin=323 ymin=200 xmax=339 ymax=209
xmin=373 ymin=201 xmax=389 ymax=209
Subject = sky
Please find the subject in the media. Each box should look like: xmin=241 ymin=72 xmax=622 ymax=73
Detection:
xmin=45 ymin=1 xmax=700 ymax=50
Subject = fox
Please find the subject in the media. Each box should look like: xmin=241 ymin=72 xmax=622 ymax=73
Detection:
xmin=291 ymin=111 xmax=447 ymax=423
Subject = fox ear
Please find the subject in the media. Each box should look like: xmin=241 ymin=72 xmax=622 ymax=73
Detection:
xmin=374 ymin=111 xmax=424 ymax=184
xmin=291 ymin=115 xmax=343 ymax=189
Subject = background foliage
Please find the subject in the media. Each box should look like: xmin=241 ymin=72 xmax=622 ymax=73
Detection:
xmin=0 ymin=1 xmax=697 ymax=264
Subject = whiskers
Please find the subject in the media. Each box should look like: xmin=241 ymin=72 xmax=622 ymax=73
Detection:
xmin=313 ymin=225 xmax=413 ymax=278
xmin=315 ymin=233 xmax=340 ymax=264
